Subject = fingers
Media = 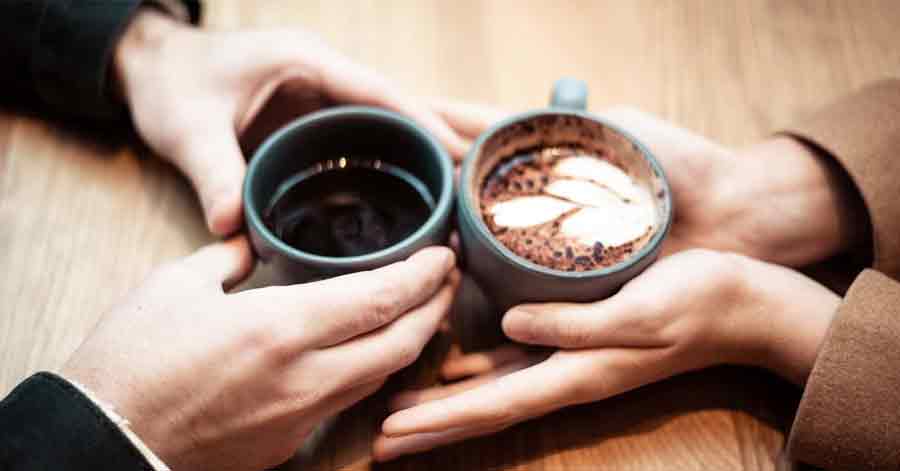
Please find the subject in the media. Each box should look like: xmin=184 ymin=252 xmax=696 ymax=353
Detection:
xmin=309 ymin=49 xmax=469 ymax=160
xmin=501 ymin=298 xmax=670 ymax=350
xmin=377 ymin=348 xmax=680 ymax=460
xmin=392 ymin=356 xmax=541 ymax=411
xmin=381 ymin=353 xmax=577 ymax=437
xmin=172 ymin=118 xmax=247 ymax=236
xmin=249 ymin=31 xmax=471 ymax=160
xmin=374 ymin=425 xmax=506 ymax=462
xmin=245 ymin=247 xmax=455 ymax=348
xmin=431 ymin=100 xmax=511 ymax=141
xmin=180 ymin=236 xmax=254 ymax=289
xmin=319 ymin=272 xmax=460 ymax=391
xmin=440 ymin=344 xmax=533 ymax=380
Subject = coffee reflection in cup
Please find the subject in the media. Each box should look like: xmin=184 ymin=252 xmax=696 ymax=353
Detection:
xmin=264 ymin=158 xmax=435 ymax=258
xmin=244 ymin=107 xmax=453 ymax=284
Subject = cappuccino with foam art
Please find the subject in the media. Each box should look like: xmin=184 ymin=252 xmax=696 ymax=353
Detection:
xmin=479 ymin=146 xmax=656 ymax=272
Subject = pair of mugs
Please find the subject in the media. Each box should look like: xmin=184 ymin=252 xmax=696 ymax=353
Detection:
xmin=244 ymin=79 xmax=673 ymax=310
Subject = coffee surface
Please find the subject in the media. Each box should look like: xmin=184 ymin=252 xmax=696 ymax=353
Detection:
xmin=480 ymin=147 xmax=656 ymax=271
xmin=265 ymin=159 xmax=433 ymax=257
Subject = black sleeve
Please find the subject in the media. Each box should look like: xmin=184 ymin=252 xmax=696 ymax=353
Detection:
xmin=0 ymin=372 xmax=156 ymax=470
xmin=0 ymin=0 xmax=201 ymax=120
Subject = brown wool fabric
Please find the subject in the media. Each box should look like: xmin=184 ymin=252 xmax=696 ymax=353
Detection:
xmin=787 ymin=270 xmax=900 ymax=470
xmin=780 ymin=79 xmax=900 ymax=470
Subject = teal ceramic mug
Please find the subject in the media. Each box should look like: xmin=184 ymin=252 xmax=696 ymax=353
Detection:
xmin=244 ymin=106 xmax=454 ymax=283
xmin=457 ymin=79 xmax=673 ymax=311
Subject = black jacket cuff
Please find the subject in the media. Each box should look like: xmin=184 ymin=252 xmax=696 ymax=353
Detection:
xmin=32 ymin=0 xmax=202 ymax=120
xmin=0 ymin=372 xmax=154 ymax=470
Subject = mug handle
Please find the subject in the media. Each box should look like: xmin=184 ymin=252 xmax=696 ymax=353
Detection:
xmin=550 ymin=78 xmax=588 ymax=110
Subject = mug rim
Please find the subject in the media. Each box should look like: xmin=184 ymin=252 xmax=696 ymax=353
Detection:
xmin=244 ymin=106 xmax=455 ymax=268
xmin=458 ymin=108 xmax=674 ymax=280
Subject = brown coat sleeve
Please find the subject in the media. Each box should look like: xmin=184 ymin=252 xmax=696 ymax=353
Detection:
xmin=781 ymin=80 xmax=900 ymax=470
xmin=787 ymin=270 xmax=900 ymax=469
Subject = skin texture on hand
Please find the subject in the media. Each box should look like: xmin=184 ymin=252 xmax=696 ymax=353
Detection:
xmin=374 ymin=249 xmax=839 ymax=460
xmin=113 ymin=9 xmax=467 ymax=236
xmin=61 ymin=239 xmax=459 ymax=471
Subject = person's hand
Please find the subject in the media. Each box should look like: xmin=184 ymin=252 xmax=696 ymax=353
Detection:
xmin=61 ymin=238 xmax=459 ymax=471
xmin=431 ymin=102 xmax=868 ymax=266
xmin=113 ymin=9 xmax=467 ymax=236
xmin=372 ymin=249 xmax=838 ymax=460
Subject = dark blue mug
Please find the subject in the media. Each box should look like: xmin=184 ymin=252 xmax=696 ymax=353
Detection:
xmin=243 ymin=106 xmax=454 ymax=283
xmin=456 ymin=79 xmax=673 ymax=311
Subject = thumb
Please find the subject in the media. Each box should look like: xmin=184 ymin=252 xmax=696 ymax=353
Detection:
xmin=501 ymin=299 xmax=664 ymax=349
xmin=172 ymin=119 xmax=247 ymax=236
xmin=180 ymin=236 xmax=255 ymax=290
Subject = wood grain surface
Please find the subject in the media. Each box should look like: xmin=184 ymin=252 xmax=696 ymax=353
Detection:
xmin=2 ymin=1 xmax=898 ymax=470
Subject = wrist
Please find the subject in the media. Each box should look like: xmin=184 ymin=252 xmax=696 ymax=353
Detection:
xmin=113 ymin=7 xmax=186 ymax=106
xmin=734 ymin=257 xmax=840 ymax=384
xmin=716 ymin=137 xmax=867 ymax=266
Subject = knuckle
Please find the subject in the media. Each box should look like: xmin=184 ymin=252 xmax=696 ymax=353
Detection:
xmin=686 ymin=249 xmax=749 ymax=294
xmin=288 ymin=382 xmax=329 ymax=412
xmin=631 ymin=312 xmax=669 ymax=338
xmin=366 ymin=283 xmax=405 ymax=324
xmin=554 ymin=321 xmax=592 ymax=348
xmin=572 ymin=357 xmax=614 ymax=400
xmin=243 ymin=324 xmax=297 ymax=365
xmin=482 ymin=402 xmax=517 ymax=427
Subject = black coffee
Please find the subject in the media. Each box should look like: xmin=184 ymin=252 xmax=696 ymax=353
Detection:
xmin=264 ymin=159 xmax=434 ymax=257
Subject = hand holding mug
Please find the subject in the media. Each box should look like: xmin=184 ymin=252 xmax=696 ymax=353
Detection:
xmin=374 ymin=249 xmax=838 ymax=460
xmin=434 ymin=102 xmax=868 ymax=267
xmin=114 ymin=9 xmax=467 ymax=235
xmin=62 ymin=239 xmax=458 ymax=471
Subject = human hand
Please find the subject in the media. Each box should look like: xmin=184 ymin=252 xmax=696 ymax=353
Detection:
xmin=113 ymin=9 xmax=467 ymax=235
xmin=373 ymin=249 xmax=838 ymax=460
xmin=61 ymin=238 xmax=459 ymax=471
xmin=432 ymin=102 xmax=868 ymax=266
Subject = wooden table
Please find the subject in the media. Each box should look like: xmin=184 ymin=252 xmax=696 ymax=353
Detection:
xmin=2 ymin=1 xmax=897 ymax=469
